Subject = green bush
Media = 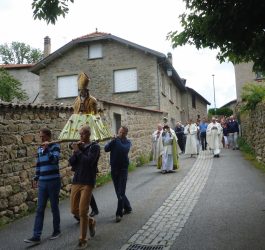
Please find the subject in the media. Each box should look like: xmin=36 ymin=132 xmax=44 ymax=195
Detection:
xmin=208 ymin=107 xmax=233 ymax=117
xmin=240 ymin=83 xmax=265 ymax=112
xmin=238 ymin=137 xmax=255 ymax=155
xmin=135 ymin=154 xmax=150 ymax=167
xmin=238 ymin=137 xmax=265 ymax=172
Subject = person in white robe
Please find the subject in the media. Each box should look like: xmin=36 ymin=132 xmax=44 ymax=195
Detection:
xmin=156 ymin=125 xmax=179 ymax=173
xmin=184 ymin=120 xmax=198 ymax=157
xmin=206 ymin=117 xmax=222 ymax=157
xmin=151 ymin=124 xmax=163 ymax=164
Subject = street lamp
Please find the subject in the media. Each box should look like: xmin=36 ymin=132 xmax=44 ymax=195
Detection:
xmin=212 ymin=74 xmax=216 ymax=115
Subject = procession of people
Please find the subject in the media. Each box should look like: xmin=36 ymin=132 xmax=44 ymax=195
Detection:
xmin=23 ymin=72 xmax=240 ymax=249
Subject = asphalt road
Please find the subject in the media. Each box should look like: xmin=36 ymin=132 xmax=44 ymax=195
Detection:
xmin=1 ymin=148 xmax=265 ymax=250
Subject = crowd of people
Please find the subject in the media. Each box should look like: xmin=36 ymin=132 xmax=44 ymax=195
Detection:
xmin=152 ymin=115 xmax=240 ymax=171
xmin=23 ymin=114 xmax=239 ymax=249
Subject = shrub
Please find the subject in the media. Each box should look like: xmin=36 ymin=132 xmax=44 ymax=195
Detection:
xmin=240 ymin=83 xmax=265 ymax=112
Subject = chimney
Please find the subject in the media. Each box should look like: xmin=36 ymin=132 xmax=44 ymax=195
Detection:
xmin=167 ymin=52 xmax=173 ymax=65
xmin=44 ymin=36 xmax=51 ymax=57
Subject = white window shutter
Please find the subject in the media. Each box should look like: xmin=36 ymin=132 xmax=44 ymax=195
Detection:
xmin=57 ymin=75 xmax=78 ymax=98
xmin=89 ymin=44 xmax=102 ymax=59
xmin=114 ymin=69 xmax=137 ymax=92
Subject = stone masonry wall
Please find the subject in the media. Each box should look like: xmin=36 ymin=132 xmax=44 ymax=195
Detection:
xmin=0 ymin=102 xmax=164 ymax=223
xmin=240 ymin=103 xmax=265 ymax=164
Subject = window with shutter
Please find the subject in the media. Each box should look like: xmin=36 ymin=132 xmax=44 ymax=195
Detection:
xmin=57 ymin=75 xmax=78 ymax=98
xmin=114 ymin=68 xmax=137 ymax=93
xmin=88 ymin=44 xmax=102 ymax=59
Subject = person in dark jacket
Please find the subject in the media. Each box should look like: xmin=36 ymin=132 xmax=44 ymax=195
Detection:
xmin=174 ymin=122 xmax=185 ymax=153
xmin=227 ymin=116 xmax=239 ymax=150
xmin=69 ymin=126 xmax=100 ymax=249
xmin=104 ymin=126 xmax=132 ymax=223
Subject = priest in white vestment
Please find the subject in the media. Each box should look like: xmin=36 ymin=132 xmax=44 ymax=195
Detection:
xmin=156 ymin=125 xmax=179 ymax=173
xmin=151 ymin=124 xmax=163 ymax=164
xmin=206 ymin=117 xmax=222 ymax=157
xmin=184 ymin=120 xmax=198 ymax=157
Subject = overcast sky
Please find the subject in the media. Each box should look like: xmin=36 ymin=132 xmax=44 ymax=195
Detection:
xmin=0 ymin=0 xmax=237 ymax=108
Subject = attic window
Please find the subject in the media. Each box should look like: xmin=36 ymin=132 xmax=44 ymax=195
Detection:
xmin=88 ymin=44 xmax=102 ymax=59
xmin=57 ymin=75 xmax=78 ymax=98
xmin=114 ymin=68 xmax=137 ymax=93
xmin=192 ymin=93 xmax=196 ymax=108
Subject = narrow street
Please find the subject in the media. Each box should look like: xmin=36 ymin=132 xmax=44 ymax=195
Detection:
xmin=1 ymin=148 xmax=265 ymax=250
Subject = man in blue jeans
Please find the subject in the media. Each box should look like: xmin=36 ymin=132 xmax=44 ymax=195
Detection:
xmin=24 ymin=128 xmax=61 ymax=244
xmin=104 ymin=126 xmax=132 ymax=223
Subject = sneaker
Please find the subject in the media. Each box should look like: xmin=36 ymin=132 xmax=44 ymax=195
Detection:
xmin=74 ymin=215 xmax=80 ymax=222
xmin=88 ymin=218 xmax=96 ymax=237
xmin=24 ymin=237 xmax=40 ymax=244
xmin=123 ymin=209 xmax=132 ymax=215
xmin=89 ymin=210 xmax=99 ymax=217
xmin=76 ymin=240 xmax=88 ymax=249
xmin=49 ymin=231 xmax=61 ymax=240
xmin=116 ymin=215 xmax=122 ymax=223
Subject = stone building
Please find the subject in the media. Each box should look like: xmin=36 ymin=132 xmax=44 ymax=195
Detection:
xmin=234 ymin=62 xmax=264 ymax=101
xmin=182 ymin=87 xmax=211 ymax=122
xmin=30 ymin=31 xmax=209 ymax=128
xmin=0 ymin=64 xmax=39 ymax=103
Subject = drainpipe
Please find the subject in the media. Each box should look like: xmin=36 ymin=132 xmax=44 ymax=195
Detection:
xmin=156 ymin=62 xmax=161 ymax=110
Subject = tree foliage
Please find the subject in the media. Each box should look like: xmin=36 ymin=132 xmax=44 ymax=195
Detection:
xmin=168 ymin=0 xmax=265 ymax=72
xmin=32 ymin=0 xmax=74 ymax=24
xmin=0 ymin=68 xmax=28 ymax=102
xmin=0 ymin=42 xmax=43 ymax=64
xmin=208 ymin=107 xmax=233 ymax=117
xmin=240 ymin=83 xmax=265 ymax=112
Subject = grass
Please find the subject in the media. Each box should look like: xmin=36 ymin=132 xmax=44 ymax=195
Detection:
xmin=238 ymin=137 xmax=265 ymax=172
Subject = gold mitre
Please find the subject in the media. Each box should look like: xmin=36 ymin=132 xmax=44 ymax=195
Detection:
xmin=78 ymin=72 xmax=90 ymax=90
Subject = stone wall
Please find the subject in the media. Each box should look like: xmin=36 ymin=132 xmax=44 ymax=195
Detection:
xmin=0 ymin=102 xmax=164 ymax=223
xmin=240 ymin=103 xmax=265 ymax=164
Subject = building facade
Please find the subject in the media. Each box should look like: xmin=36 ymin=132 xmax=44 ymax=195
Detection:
xmin=30 ymin=32 xmax=210 ymax=128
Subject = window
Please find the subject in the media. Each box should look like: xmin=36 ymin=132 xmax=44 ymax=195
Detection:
xmin=57 ymin=75 xmax=78 ymax=98
xmin=176 ymin=90 xmax=181 ymax=107
xmin=192 ymin=93 xmax=196 ymax=108
xmin=88 ymin=44 xmax=102 ymax=59
xmin=114 ymin=69 xmax=137 ymax=93
xmin=160 ymin=74 xmax=165 ymax=94
xmin=168 ymin=83 xmax=172 ymax=100
xmin=114 ymin=113 xmax=121 ymax=134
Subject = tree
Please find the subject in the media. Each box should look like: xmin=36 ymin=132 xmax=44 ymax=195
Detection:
xmin=32 ymin=0 xmax=74 ymax=24
xmin=208 ymin=107 xmax=233 ymax=117
xmin=240 ymin=83 xmax=265 ymax=112
xmin=168 ymin=0 xmax=265 ymax=72
xmin=0 ymin=68 xmax=28 ymax=102
xmin=0 ymin=42 xmax=43 ymax=64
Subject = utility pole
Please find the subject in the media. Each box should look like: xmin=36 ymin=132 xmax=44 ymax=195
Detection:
xmin=212 ymin=74 xmax=216 ymax=115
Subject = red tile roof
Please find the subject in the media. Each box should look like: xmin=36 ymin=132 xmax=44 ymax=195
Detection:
xmin=0 ymin=64 xmax=34 ymax=69
xmin=73 ymin=31 xmax=110 ymax=41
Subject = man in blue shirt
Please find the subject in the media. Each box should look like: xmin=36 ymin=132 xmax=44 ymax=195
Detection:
xmin=104 ymin=126 xmax=132 ymax=223
xmin=24 ymin=128 xmax=61 ymax=244
xmin=199 ymin=118 xmax=208 ymax=151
